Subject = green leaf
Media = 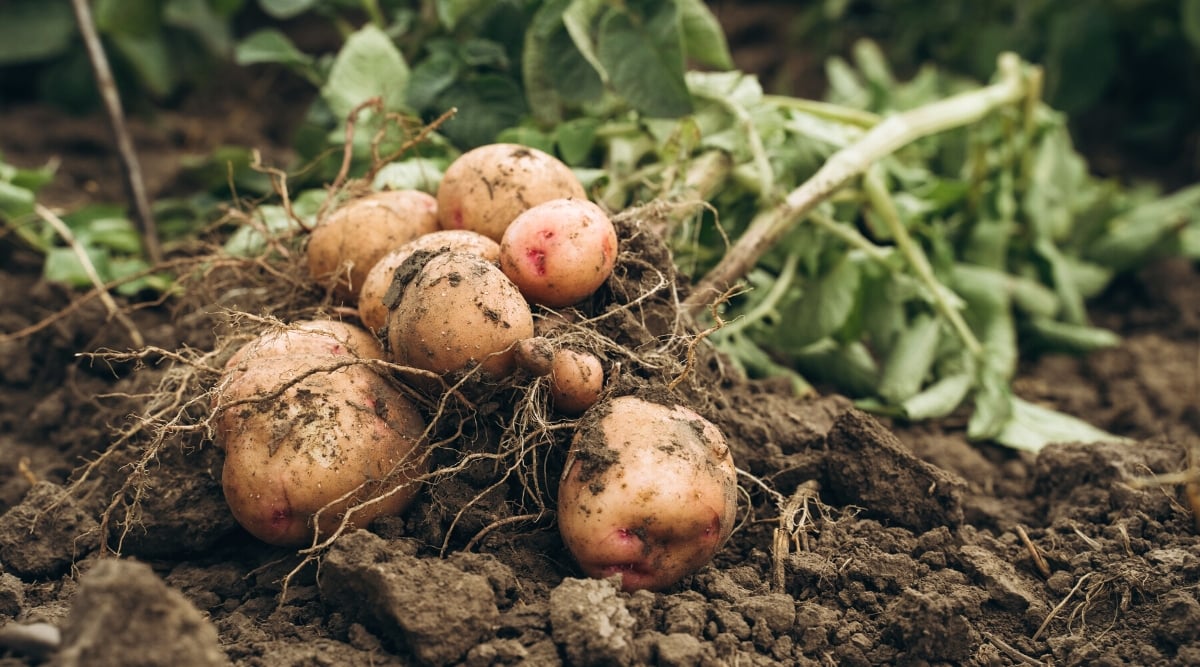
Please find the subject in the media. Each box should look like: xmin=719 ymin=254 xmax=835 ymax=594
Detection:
xmin=1024 ymin=317 xmax=1121 ymax=353
xmin=967 ymin=371 xmax=1013 ymax=442
xmin=1043 ymin=7 xmax=1116 ymax=114
xmin=435 ymin=75 xmax=528 ymax=148
xmin=0 ymin=0 xmax=74 ymax=65
xmin=1186 ymin=0 xmax=1200 ymax=51
xmin=0 ymin=181 xmax=36 ymax=221
xmin=898 ymin=373 xmax=972 ymax=421
xmin=778 ymin=255 xmax=861 ymax=349
xmin=95 ymin=0 xmax=160 ymax=36
xmin=556 ymin=117 xmax=601 ymax=165
xmin=257 ymin=0 xmax=318 ymax=19
xmin=108 ymin=32 xmax=177 ymax=97
xmin=372 ymin=158 xmax=445 ymax=194
xmin=596 ymin=2 xmax=693 ymax=118
xmin=994 ymin=397 xmax=1130 ymax=452
xmin=84 ymin=217 xmax=143 ymax=254
xmin=321 ymin=25 xmax=410 ymax=121
xmin=43 ymin=246 xmax=111 ymax=289
xmin=406 ymin=49 xmax=461 ymax=110
xmin=164 ymin=0 xmax=233 ymax=57
xmin=236 ymin=28 xmax=314 ymax=69
xmin=677 ymin=0 xmax=733 ymax=69
xmin=495 ymin=127 xmax=557 ymax=155
xmin=436 ymin=0 xmax=491 ymax=30
xmin=877 ymin=314 xmax=940 ymax=403
xmin=223 ymin=205 xmax=303 ymax=257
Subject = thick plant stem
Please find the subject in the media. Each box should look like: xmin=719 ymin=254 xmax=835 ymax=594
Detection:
xmin=70 ymin=0 xmax=161 ymax=264
xmin=684 ymin=53 xmax=1029 ymax=317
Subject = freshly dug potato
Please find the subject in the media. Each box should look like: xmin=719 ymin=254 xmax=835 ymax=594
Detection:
xmin=437 ymin=144 xmax=586 ymax=242
xmin=214 ymin=353 xmax=428 ymax=546
xmin=307 ymin=189 xmax=439 ymax=301
xmin=358 ymin=230 xmax=501 ymax=333
xmin=499 ymin=198 xmax=618 ymax=307
xmin=549 ymin=348 xmax=604 ymax=416
xmin=223 ymin=320 xmax=383 ymax=378
xmin=557 ymin=396 xmax=738 ymax=592
xmin=387 ymin=251 xmax=534 ymax=381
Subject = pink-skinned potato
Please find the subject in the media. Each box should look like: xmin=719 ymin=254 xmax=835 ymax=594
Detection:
xmin=224 ymin=320 xmax=383 ymax=372
xmin=437 ymin=144 xmax=586 ymax=242
xmin=387 ymin=251 xmax=534 ymax=381
xmin=499 ymin=198 xmax=617 ymax=307
xmin=557 ymin=396 xmax=738 ymax=592
xmin=307 ymin=189 xmax=439 ymax=301
xmin=358 ymin=230 xmax=500 ymax=333
xmin=213 ymin=353 xmax=427 ymax=546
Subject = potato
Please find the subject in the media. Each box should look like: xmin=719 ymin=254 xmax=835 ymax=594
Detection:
xmin=214 ymin=354 xmax=427 ymax=546
xmin=307 ymin=189 xmax=439 ymax=301
xmin=549 ymin=348 xmax=604 ymax=416
xmin=358 ymin=230 xmax=501 ymax=334
xmin=224 ymin=319 xmax=383 ymax=374
xmin=499 ymin=198 xmax=618 ymax=307
xmin=557 ymin=396 xmax=738 ymax=592
xmin=387 ymin=251 xmax=534 ymax=381
xmin=437 ymin=144 xmax=586 ymax=242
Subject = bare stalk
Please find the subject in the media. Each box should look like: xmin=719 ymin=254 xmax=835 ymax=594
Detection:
xmin=35 ymin=204 xmax=144 ymax=348
xmin=684 ymin=53 xmax=1030 ymax=316
xmin=70 ymin=0 xmax=161 ymax=264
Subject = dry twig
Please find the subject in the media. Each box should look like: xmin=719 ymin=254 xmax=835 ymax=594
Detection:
xmin=69 ymin=0 xmax=160 ymax=263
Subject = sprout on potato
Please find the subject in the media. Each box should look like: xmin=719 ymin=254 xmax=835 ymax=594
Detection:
xmin=557 ymin=395 xmax=738 ymax=592
xmin=436 ymin=144 xmax=586 ymax=242
xmin=307 ymin=189 xmax=439 ymax=301
xmin=499 ymin=198 xmax=618 ymax=308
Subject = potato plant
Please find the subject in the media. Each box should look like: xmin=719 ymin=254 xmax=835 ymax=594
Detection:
xmin=207 ymin=146 xmax=741 ymax=591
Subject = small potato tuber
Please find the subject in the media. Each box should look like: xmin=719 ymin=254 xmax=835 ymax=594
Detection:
xmin=307 ymin=189 xmax=439 ymax=301
xmin=387 ymin=251 xmax=534 ymax=381
xmin=436 ymin=144 xmax=586 ymax=242
xmin=358 ymin=229 xmax=500 ymax=333
xmin=499 ymin=198 xmax=618 ymax=308
xmin=557 ymin=395 xmax=738 ymax=592
xmin=549 ymin=348 xmax=604 ymax=416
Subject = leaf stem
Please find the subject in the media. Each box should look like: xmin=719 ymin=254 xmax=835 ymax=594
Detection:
xmin=685 ymin=53 xmax=1029 ymax=316
xmin=762 ymin=95 xmax=882 ymax=128
xmin=862 ymin=168 xmax=982 ymax=358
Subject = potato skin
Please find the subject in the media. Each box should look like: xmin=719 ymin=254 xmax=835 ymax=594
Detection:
xmin=358 ymin=230 xmax=500 ymax=334
xmin=224 ymin=320 xmax=383 ymax=371
xmin=499 ymin=198 xmax=618 ymax=308
xmin=557 ymin=396 xmax=738 ymax=592
xmin=387 ymin=251 xmax=534 ymax=381
xmin=214 ymin=354 xmax=427 ymax=546
xmin=307 ymin=189 xmax=439 ymax=301
xmin=437 ymin=144 xmax=586 ymax=242
xmin=549 ymin=349 xmax=604 ymax=416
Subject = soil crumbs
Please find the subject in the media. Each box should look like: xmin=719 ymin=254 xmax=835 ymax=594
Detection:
xmin=3 ymin=233 xmax=1200 ymax=667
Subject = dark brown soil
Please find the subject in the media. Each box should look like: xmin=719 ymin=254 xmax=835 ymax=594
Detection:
xmin=3 ymin=206 xmax=1200 ymax=665
xmin=3 ymin=19 xmax=1200 ymax=666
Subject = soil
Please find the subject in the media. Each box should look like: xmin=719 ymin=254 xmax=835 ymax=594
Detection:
xmin=4 ymin=18 xmax=1200 ymax=667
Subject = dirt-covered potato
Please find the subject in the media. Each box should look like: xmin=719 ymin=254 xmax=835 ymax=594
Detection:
xmin=387 ymin=251 xmax=534 ymax=381
xmin=499 ymin=198 xmax=618 ymax=308
xmin=557 ymin=395 xmax=738 ymax=592
xmin=437 ymin=144 xmax=586 ymax=242
xmin=307 ymin=189 xmax=439 ymax=301
xmin=213 ymin=353 xmax=427 ymax=546
xmin=358 ymin=230 xmax=500 ymax=333
xmin=223 ymin=320 xmax=383 ymax=378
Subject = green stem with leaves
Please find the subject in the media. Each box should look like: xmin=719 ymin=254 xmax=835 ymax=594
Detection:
xmin=684 ymin=53 xmax=1031 ymax=317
